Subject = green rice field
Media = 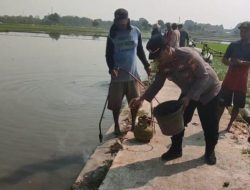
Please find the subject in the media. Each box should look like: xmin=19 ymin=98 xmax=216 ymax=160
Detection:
xmin=196 ymin=41 xmax=228 ymax=79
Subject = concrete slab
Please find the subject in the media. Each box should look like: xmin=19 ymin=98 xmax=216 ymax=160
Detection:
xmin=72 ymin=108 xmax=131 ymax=190
xmin=99 ymin=81 xmax=250 ymax=190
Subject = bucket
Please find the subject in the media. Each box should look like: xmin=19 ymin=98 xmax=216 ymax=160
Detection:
xmin=153 ymin=100 xmax=184 ymax=136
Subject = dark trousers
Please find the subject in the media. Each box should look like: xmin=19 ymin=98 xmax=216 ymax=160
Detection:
xmin=173 ymin=95 xmax=219 ymax=149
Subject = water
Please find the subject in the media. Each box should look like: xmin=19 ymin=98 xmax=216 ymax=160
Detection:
xmin=0 ymin=33 xmax=147 ymax=190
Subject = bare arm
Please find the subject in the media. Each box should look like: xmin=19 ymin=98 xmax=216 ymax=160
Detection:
xmin=222 ymin=57 xmax=250 ymax=67
xmin=105 ymin=36 xmax=115 ymax=73
xmin=236 ymin=59 xmax=250 ymax=66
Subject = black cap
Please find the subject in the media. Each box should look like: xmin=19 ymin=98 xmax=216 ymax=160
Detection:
xmin=114 ymin=8 xmax=128 ymax=20
xmin=146 ymin=34 xmax=164 ymax=60
xmin=238 ymin=21 xmax=250 ymax=29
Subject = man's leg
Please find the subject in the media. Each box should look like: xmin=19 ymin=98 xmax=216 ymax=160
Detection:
xmin=127 ymin=80 xmax=140 ymax=131
xmin=161 ymin=100 xmax=197 ymax=161
xmin=178 ymin=94 xmax=197 ymax=126
xmin=131 ymin=106 xmax=139 ymax=131
xmin=161 ymin=129 xmax=184 ymax=160
xmin=226 ymin=91 xmax=246 ymax=131
xmin=217 ymin=105 xmax=225 ymax=123
xmin=217 ymin=89 xmax=230 ymax=122
xmin=226 ymin=106 xmax=240 ymax=131
xmin=197 ymin=96 xmax=219 ymax=165
xmin=107 ymin=82 xmax=124 ymax=135
xmin=112 ymin=108 xmax=121 ymax=135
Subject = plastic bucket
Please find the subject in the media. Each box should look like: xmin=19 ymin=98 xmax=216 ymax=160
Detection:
xmin=153 ymin=100 xmax=184 ymax=136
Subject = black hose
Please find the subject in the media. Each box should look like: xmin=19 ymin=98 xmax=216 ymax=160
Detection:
xmin=98 ymin=83 xmax=110 ymax=143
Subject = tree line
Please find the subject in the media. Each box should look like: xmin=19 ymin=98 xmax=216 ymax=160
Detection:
xmin=0 ymin=13 xmax=238 ymax=34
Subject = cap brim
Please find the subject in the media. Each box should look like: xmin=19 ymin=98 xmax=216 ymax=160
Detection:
xmin=149 ymin=52 xmax=160 ymax=60
xmin=238 ymin=26 xmax=250 ymax=29
xmin=115 ymin=15 xmax=128 ymax=20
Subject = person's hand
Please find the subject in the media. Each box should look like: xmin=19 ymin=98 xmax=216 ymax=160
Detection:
xmin=111 ymin=69 xmax=118 ymax=78
xmin=180 ymin=96 xmax=190 ymax=110
xmin=129 ymin=97 xmax=144 ymax=110
xmin=234 ymin=58 xmax=245 ymax=65
xmin=145 ymin=66 xmax=151 ymax=77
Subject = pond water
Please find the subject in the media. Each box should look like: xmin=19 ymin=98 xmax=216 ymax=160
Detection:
xmin=0 ymin=32 xmax=147 ymax=190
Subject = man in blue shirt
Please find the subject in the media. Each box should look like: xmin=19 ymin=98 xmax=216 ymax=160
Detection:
xmin=219 ymin=21 xmax=250 ymax=132
xmin=105 ymin=8 xmax=150 ymax=135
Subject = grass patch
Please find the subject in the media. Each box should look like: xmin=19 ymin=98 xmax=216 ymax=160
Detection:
xmin=196 ymin=41 xmax=228 ymax=80
xmin=212 ymin=56 xmax=227 ymax=80
xmin=199 ymin=42 xmax=228 ymax=53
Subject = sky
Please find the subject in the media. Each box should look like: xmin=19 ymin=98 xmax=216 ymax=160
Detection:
xmin=0 ymin=0 xmax=249 ymax=29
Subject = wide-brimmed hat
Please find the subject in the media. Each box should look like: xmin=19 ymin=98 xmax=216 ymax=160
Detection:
xmin=146 ymin=34 xmax=164 ymax=60
xmin=238 ymin=21 xmax=250 ymax=29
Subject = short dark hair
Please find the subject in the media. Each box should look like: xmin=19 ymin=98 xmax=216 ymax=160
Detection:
xmin=114 ymin=8 xmax=128 ymax=20
xmin=165 ymin=22 xmax=171 ymax=27
xmin=178 ymin=24 xmax=183 ymax=29
xmin=238 ymin=21 xmax=250 ymax=29
xmin=172 ymin=23 xmax=178 ymax=30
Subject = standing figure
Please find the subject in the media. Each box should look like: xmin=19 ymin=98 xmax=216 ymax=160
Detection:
xmin=151 ymin=23 xmax=162 ymax=36
xmin=178 ymin=24 xmax=189 ymax=47
xmin=130 ymin=35 xmax=221 ymax=165
xmin=105 ymin=8 xmax=151 ymax=135
xmin=219 ymin=21 xmax=250 ymax=132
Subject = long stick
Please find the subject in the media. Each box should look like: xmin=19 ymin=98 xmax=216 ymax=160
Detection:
xmin=119 ymin=68 xmax=160 ymax=104
xmin=98 ymin=83 xmax=110 ymax=143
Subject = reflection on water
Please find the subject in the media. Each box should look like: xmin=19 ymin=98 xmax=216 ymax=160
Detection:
xmin=48 ymin=32 xmax=61 ymax=40
xmin=0 ymin=33 xmax=118 ymax=190
xmin=0 ymin=155 xmax=82 ymax=185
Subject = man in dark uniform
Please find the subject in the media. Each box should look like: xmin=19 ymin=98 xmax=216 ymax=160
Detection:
xmin=178 ymin=24 xmax=189 ymax=47
xmin=130 ymin=35 xmax=221 ymax=165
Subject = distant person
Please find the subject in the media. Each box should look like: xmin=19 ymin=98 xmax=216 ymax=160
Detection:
xmin=178 ymin=24 xmax=189 ymax=47
xmin=105 ymin=8 xmax=151 ymax=135
xmin=151 ymin=23 xmax=161 ymax=36
xmin=219 ymin=21 xmax=250 ymax=132
xmin=164 ymin=22 xmax=172 ymax=45
xmin=165 ymin=23 xmax=180 ymax=48
xmin=130 ymin=34 xmax=221 ymax=165
xmin=170 ymin=23 xmax=180 ymax=48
